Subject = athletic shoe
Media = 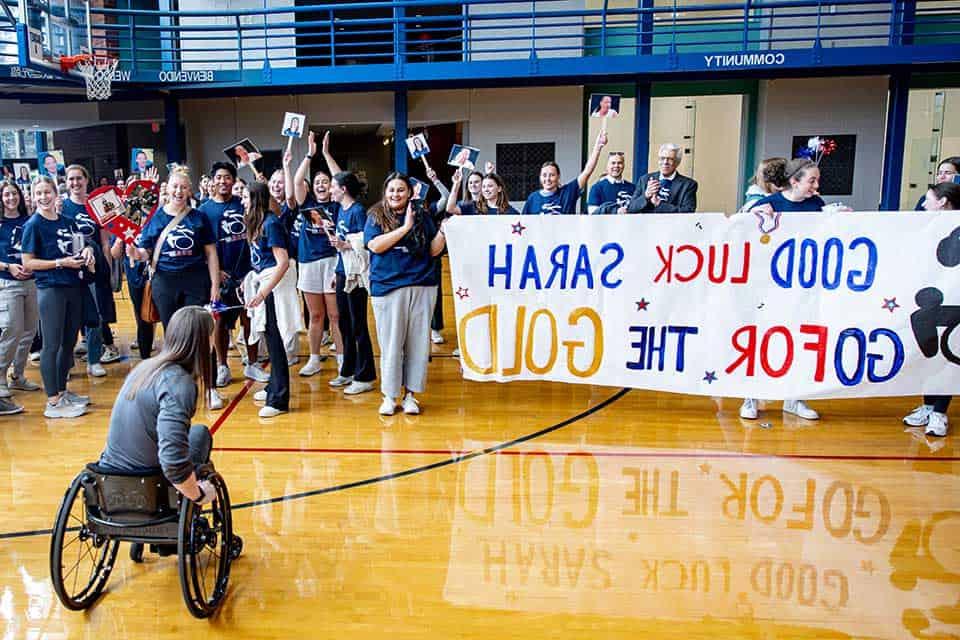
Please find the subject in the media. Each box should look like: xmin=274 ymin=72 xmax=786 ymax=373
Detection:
xmin=329 ymin=342 xmax=337 ymax=352
xmin=74 ymin=340 xmax=87 ymax=356
xmin=402 ymin=393 xmax=420 ymax=415
xmin=739 ymin=398 xmax=758 ymax=420
xmin=925 ymin=411 xmax=949 ymax=437
xmin=44 ymin=397 xmax=86 ymax=419
xmin=379 ymin=396 xmax=397 ymax=416
xmin=216 ymin=364 xmax=232 ymax=388
xmin=299 ymin=358 xmax=323 ymax=377
xmin=100 ymin=345 xmax=121 ymax=364
xmin=243 ymin=364 xmax=271 ymax=383
xmin=287 ymin=355 xmax=300 ymax=367
xmin=253 ymin=389 xmax=267 ymax=402
xmin=329 ymin=375 xmax=353 ymax=387
xmin=258 ymin=405 xmax=286 ymax=418
xmin=64 ymin=390 xmax=90 ymax=406
xmin=130 ymin=340 xmax=138 ymax=352
xmin=0 ymin=398 xmax=23 ymax=415
xmin=87 ymin=363 xmax=107 ymax=377
xmin=451 ymin=348 xmax=460 ymax=357
xmin=29 ymin=351 xmax=40 ymax=363
xmin=320 ymin=330 xmax=331 ymax=346
xmin=431 ymin=330 xmax=445 ymax=345
xmin=208 ymin=389 xmax=225 ymax=411
xmin=9 ymin=376 xmax=41 ymax=392
xmin=903 ymin=404 xmax=934 ymax=427
xmin=344 ymin=380 xmax=375 ymax=395
xmin=0 ymin=383 xmax=10 ymax=399
xmin=783 ymin=399 xmax=819 ymax=420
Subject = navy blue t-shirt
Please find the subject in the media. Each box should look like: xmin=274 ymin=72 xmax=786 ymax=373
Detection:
xmin=199 ymin=196 xmax=250 ymax=278
xmin=278 ymin=202 xmax=300 ymax=261
xmin=61 ymin=198 xmax=102 ymax=249
xmin=138 ymin=207 xmax=215 ymax=273
xmin=118 ymin=235 xmax=148 ymax=288
xmin=250 ymin=214 xmax=288 ymax=274
xmin=335 ymin=202 xmax=367 ymax=275
xmin=299 ymin=198 xmax=338 ymax=263
xmin=522 ymin=180 xmax=581 ymax=215
xmin=21 ymin=214 xmax=84 ymax=288
xmin=588 ymin=179 xmax=636 ymax=212
xmin=459 ymin=201 xmax=520 ymax=216
xmin=0 ymin=214 xmax=33 ymax=281
xmin=752 ymin=192 xmax=826 ymax=213
xmin=364 ymin=210 xmax=439 ymax=297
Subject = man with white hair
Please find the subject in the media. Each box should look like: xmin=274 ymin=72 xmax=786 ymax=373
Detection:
xmin=626 ymin=143 xmax=698 ymax=213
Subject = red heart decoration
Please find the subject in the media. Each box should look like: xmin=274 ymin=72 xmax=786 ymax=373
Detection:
xmin=84 ymin=180 xmax=160 ymax=244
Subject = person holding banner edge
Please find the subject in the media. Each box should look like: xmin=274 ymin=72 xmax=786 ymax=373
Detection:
xmin=522 ymin=131 xmax=607 ymax=215
xmin=902 ymin=181 xmax=960 ymax=437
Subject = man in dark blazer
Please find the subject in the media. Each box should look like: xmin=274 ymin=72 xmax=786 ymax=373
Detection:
xmin=626 ymin=143 xmax=698 ymax=213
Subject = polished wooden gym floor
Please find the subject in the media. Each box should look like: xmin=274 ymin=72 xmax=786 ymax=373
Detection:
xmin=1 ymin=272 xmax=958 ymax=639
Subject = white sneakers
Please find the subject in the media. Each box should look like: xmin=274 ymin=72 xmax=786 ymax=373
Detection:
xmin=329 ymin=375 xmax=353 ymax=388
xmin=208 ymin=389 xmax=225 ymax=411
xmin=253 ymin=389 xmax=267 ymax=402
xmin=64 ymin=390 xmax=90 ymax=406
xmin=782 ymin=399 xmax=820 ymax=420
xmin=739 ymin=398 xmax=819 ymax=420
xmin=44 ymin=396 xmax=86 ymax=419
xmin=9 ymin=376 xmax=40 ymax=392
xmin=100 ymin=345 xmax=121 ymax=363
xmin=258 ymin=405 xmax=286 ymax=418
xmin=244 ymin=364 xmax=271 ymax=383
xmin=87 ymin=363 xmax=107 ymax=377
xmin=343 ymin=381 xmax=374 ymax=395
xmin=216 ymin=364 xmax=232 ymax=388
xmin=431 ymin=330 xmax=445 ymax=345
xmin=903 ymin=404 xmax=949 ymax=437
xmin=299 ymin=356 xmax=324 ymax=377
xmin=379 ymin=396 xmax=397 ymax=416
xmin=401 ymin=393 xmax=420 ymax=415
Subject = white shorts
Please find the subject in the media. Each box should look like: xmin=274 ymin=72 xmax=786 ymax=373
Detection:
xmin=297 ymin=256 xmax=338 ymax=294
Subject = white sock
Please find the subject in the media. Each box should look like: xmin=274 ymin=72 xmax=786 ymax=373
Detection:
xmin=336 ymin=354 xmax=344 ymax=368
xmin=308 ymin=354 xmax=323 ymax=366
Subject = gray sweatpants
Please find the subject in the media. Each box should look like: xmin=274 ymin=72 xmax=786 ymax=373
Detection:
xmin=0 ymin=278 xmax=38 ymax=381
xmin=370 ymin=285 xmax=437 ymax=400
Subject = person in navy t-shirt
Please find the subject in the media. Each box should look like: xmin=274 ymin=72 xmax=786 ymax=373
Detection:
xmin=915 ymin=157 xmax=960 ymax=211
xmin=364 ymin=172 xmax=447 ymax=416
xmin=522 ymin=131 xmax=608 ymax=214
xmin=447 ymin=171 xmax=518 ymax=216
xmin=243 ymin=182 xmax=290 ymax=418
xmin=21 ymin=175 xmax=96 ymax=418
xmin=199 ymin=161 xmax=258 ymax=388
xmin=587 ymin=152 xmax=635 ymax=214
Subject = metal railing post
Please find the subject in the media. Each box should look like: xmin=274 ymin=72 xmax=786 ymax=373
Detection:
xmin=329 ymin=8 xmax=335 ymax=66
xmin=235 ymin=15 xmax=243 ymax=70
xmin=601 ymin=0 xmax=608 ymax=56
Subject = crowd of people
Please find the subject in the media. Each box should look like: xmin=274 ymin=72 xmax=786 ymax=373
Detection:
xmin=0 ymin=134 xmax=957 ymax=436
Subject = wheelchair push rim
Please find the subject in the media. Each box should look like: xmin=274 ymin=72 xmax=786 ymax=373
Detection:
xmin=50 ymin=472 xmax=119 ymax=610
xmin=178 ymin=471 xmax=233 ymax=618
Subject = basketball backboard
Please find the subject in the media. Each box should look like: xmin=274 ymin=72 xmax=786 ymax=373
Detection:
xmin=15 ymin=0 xmax=88 ymax=76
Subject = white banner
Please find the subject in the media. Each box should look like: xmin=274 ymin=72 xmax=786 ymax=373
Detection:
xmin=445 ymin=212 xmax=960 ymax=398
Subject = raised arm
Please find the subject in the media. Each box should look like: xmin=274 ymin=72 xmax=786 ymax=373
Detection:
xmin=446 ymin=170 xmax=464 ymax=215
xmin=322 ymin=130 xmax=343 ymax=176
xmin=282 ymin=149 xmax=297 ymax=209
xmin=294 ymin=132 xmax=315 ymax=206
xmin=577 ymin=131 xmax=608 ymax=190
xmin=426 ymin=163 xmax=450 ymax=214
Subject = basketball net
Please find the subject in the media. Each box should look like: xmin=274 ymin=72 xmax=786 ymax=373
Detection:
xmin=60 ymin=54 xmax=118 ymax=101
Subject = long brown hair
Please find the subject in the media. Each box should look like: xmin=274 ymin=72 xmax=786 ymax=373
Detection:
xmin=368 ymin=172 xmax=412 ymax=232
xmin=0 ymin=180 xmax=28 ymax=217
xmin=125 ymin=306 xmax=213 ymax=407
xmin=244 ymin=181 xmax=272 ymax=243
xmin=477 ymin=173 xmax=511 ymax=214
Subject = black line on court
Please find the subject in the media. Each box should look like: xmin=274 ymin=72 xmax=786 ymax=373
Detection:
xmin=0 ymin=387 xmax=631 ymax=541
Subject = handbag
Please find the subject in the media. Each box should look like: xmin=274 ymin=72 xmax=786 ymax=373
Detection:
xmin=140 ymin=209 xmax=190 ymax=324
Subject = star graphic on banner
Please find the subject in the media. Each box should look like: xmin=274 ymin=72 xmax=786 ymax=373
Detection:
xmin=703 ymin=371 xmax=718 ymax=384
xmin=511 ymin=221 xmax=526 ymax=236
xmin=882 ymin=297 xmax=900 ymax=313
xmin=635 ymin=298 xmax=650 ymax=311
xmin=122 ymin=226 xmax=137 ymax=241
xmin=455 ymin=286 xmax=470 ymax=300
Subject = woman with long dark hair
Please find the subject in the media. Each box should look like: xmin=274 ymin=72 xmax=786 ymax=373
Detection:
xmin=245 ymin=182 xmax=290 ymax=418
xmin=21 ymin=175 xmax=95 ymax=418
xmin=0 ymin=180 xmax=40 ymax=414
xmin=447 ymin=172 xmax=517 ymax=215
xmin=365 ymin=172 xmax=447 ymax=415
xmin=329 ymin=171 xmax=376 ymax=394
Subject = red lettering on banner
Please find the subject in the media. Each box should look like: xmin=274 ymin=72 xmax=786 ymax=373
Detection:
xmin=654 ymin=243 xmax=751 ymax=285
xmin=759 ymin=326 xmax=793 ymax=378
xmin=726 ymin=326 xmax=758 ymax=376
xmin=800 ymin=324 xmax=828 ymax=382
xmin=675 ymin=245 xmax=703 ymax=283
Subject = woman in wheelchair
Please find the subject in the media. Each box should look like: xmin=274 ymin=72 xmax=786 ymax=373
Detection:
xmin=50 ymin=304 xmax=241 ymax=618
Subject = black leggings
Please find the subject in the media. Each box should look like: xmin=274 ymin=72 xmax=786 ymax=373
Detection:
xmin=127 ymin=280 xmax=155 ymax=360
xmin=264 ymin=292 xmax=290 ymax=410
xmin=150 ymin=268 xmax=212 ymax=329
xmin=925 ymin=395 xmax=952 ymax=413
xmin=335 ymin=273 xmax=376 ymax=382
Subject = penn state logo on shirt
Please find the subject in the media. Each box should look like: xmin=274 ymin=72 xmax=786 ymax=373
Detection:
xmin=55 ymin=228 xmax=76 ymax=257
xmin=164 ymin=225 xmax=195 ymax=256
xmin=616 ymin=189 xmax=632 ymax=208
xmin=293 ymin=216 xmax=305 ymax=238
xmin=74 ymin=211 xmax=98 ymax=240
xmin=220 ymin=208 xmax=246 ymax=243
xmin=541 ymin=201 xmax=563 ymax=215
xmin=250 ymin=243 xmax=265 ymax=268
xmin=8 ymin=226 xmax=23 ymax=262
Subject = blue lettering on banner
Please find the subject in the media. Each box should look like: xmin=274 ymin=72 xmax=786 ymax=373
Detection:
xmin=488 ymin=243 xmax=626 ymax=290
xmin=770 ymin=237 xmax=877 ymax=292
xmin=833 ymin=327 xmax=904 ymax=386
xmin=626 ymin=325 xmax=699 ymax=372
xmin=703 ymin=53 xmax=786 ymax=68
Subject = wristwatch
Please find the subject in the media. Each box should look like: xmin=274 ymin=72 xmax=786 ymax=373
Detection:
xmin=305 ymin=154 xmax=314 ymax=160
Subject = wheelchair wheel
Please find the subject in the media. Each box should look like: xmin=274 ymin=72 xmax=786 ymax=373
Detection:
xmin=178 ymin=472 xmax=233 ymax=619
xmin=50 ymin=472 xmax=119 ymax=610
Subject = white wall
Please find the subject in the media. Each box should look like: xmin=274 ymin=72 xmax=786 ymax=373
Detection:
xmin=755 ymin=76 xmax=889 ymax=210
xmin=467 ymin=1 xmax=585 ymax=61
xmin=178 ymin=0 xmax=296 ymax=71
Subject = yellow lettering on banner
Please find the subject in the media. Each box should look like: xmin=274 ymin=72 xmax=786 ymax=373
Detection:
xmin=525 ymin=309 xmax=558 ymax=374
xmin=563 ymin=307 xmax=604 ymax=378
xmin=459 ymin=304 xmax=498 ymax=374
xmin=504 ymin=305 xmax=527 ymax=376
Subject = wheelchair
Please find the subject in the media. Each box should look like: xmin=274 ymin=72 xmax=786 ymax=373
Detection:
xmin=49 ymin=463 xmax=242 ymax=618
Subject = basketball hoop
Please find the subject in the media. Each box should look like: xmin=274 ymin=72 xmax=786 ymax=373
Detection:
xmin=60 ymin=54 xmax=119 ymax=101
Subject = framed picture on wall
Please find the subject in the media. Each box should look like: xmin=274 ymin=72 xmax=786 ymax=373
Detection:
xmin=790 ymin=134 xmax=857 ymax=196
